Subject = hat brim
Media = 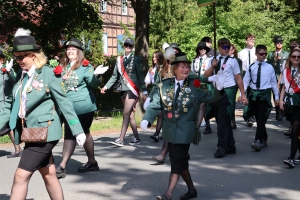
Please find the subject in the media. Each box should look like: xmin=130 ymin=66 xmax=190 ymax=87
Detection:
xmin=171 ymin=60 xmax=191 ymax=65
xmin=65 ymin=44 xmax=83 ymax=51
xmin=10 ymin=46 xmax=41 ymax=52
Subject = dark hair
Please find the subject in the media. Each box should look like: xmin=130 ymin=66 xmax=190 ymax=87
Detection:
xmin=245 ymin=34 xmax=255 ymax=40
xmin=149 ymin=51 xmax=164 ymax=72
xmin=290 ymin=41 xmax=300 ymax=51
xmin=230 ymin=44 xmax=238 ymax=57
xmin=218 ymin=38 xmax=231 ymax=47
xmin=201 ymin=37 xmax=212 ymax=43
xmin=61 ymin=48 xmax=85 ymax=70
xmin=255 ymin=44 xmax=267 ymax=53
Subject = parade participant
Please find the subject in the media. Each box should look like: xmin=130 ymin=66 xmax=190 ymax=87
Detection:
xmin=56 ymin=38 xmax=107 ymax=178
xmin=204 ymin=38 xmax=248 ymax=158
xmin=242 ymin=45 xmax=279 ymax=151
xmin=0 ymin=50 xmax=23 ymax=157
xmin=280 ymin=49 xmax=300 ymax=168
xmin=238 ymin=34 xmax=257 ymax=127
xmin=190 ymin=42 xmax=212 ymax=133
xmin=144 ymin=51 xmax=171 ymax=142
xmin=145 ymin=51 xmax=163 ymax=88
xmin=201 ymin=36 xmax=219 ymax=57
xmin=101 ymin=38 xmax=148 ymax=146
xmin=0 ymin=28 xmax=85 ymax=200
xmin=229 ymin=44 xmax=243 ymax=129
xmin=141 ymin=52 xmax=223 ymax=200
xmin=267 ymin=36 xmax=289 ymax=121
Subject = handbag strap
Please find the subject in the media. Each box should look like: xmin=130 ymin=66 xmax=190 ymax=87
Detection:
xmin=20 ymin=79 xmax=55 ymax=128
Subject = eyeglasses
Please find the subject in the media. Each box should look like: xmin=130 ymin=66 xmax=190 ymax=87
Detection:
xmin=220 ymin=45 xmax=230 ymax=50
xmin=258 ymin=53 xmax=268 ymax=56
xmin=291 ymin=44 xmax=300 ymax=48
xmin=276 ymin=41 xmax=283 ymax=45
xmin=124 ymin=43 xmax=133 ymax=48
xmin=14 ymin=54 xmax=30 ymax=61
xmin=291 ymin=55 xmax=300 ymax=59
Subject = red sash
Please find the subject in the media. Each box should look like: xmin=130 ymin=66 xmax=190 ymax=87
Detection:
xmin=286 ymin=67 xmax=300 ymax=93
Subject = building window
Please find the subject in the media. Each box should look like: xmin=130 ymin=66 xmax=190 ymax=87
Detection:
xmin=117 ymin=34 xmax=125 ymax=53
xmin=102 ymin=33 xmax=108 ymax=54
xmin=121 ymin=0 xmax=127 ymax=15
xmin=100 ymin=0 xmax=107 ymax=12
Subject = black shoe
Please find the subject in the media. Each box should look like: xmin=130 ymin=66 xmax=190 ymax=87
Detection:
xmin=246 ymin=120 xmax=253 ymax=127
xmin=284 ymin=130 xmax=291 ymax=137
xmin=56 ymin=166 xmax=66 ymax=179
xmin=294 ymin=156 xmax=300 ymax=164
xmin=150 ymin=133 xmax=159 ymax=142
xmin=251 ymin=140 xmax=261 ymax=151
xmin=180 ymin=189 xmax=197 ymax=200
xmin=156 ymin=194 xmax=172 ymax=200
xmin=277 ymin=114 xmax=283 ymax=121
xmin=203 ymin=127 xmax=212 ymax=135
xmin=214 ymin=149 xmax=226 ymax=158
xmin=231 ymin=124 xmax=237 ymax=129
xmin=78 ymin=161 xmax=100 ymax=172
xmin=283 ymin=158 xmax=295 ymax=168
xmin=7 ymin=151 xmax=23 ymax=158
xmin=152 ymin=156 xmax=165 ymax=164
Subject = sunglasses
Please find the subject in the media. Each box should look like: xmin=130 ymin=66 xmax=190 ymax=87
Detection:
xmin=124 ymin=43 xmax=133 ymax=48
xmin=220 ymin=45 xmax=230 ymax=50
xmin=291 ymin=55 xmax=300 ymax=59
xmin=14 ymin=54 xmax=30 ymax=61
xmin=276 ymin=41 xmax=283 ymax=45
xmin=258 ymin=53 xmax=268 ymax=56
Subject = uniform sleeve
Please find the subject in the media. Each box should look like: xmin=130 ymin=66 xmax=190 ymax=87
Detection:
xmin=0 ymin=95 xmax=12 ymax=129
xmin=49 ymin=74 xmax=84 ymax=136
xmin=148 ymin=74 xmax=160 ymax=100
xmin=134 ymin=56 xmax=147 ymax=92
xmin=104 ymin=62 xmax=119 ymax=90
xmin=7 ymin=68 xmax=16 ymax=86
xmin=270 ymin=66 xmax=279 ymax=100
xmin=243 ymin=67 xmax=251 ymax=91
xmin=83 ymin=64 xmax=101 ymax=87
xmin=232 ymin=58 xmax=241 ymax=75
xmin=142 ymin=91 xmax=163 ymax=126
xmin=197 ymin=87 xmax=222 ymax=104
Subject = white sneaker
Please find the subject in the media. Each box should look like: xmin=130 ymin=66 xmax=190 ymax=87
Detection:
xmin=129 ymin=138 xmax=140 ymax=146
xmin=200 ymin=121 xmax=206 ymax=127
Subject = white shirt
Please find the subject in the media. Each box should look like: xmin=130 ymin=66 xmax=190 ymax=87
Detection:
xmin=191 ymin=54 xmax=210 ymax=75
xmin=15 ymin=65 xmax=36 ymax=118
xmin=206 ymin=55 xmax=241 ymax=88
xmin=238 ymin=47 xmax=257 ymax=71
xmin=174 ymin=79 xmax=184 ymax=96
xmin=243 ymin=61 xmax=279 ymax=100
xmin=144 ymin=66 xmax=157 ymax=84
xmin=282 ymin=67 xmax=299 ymax=92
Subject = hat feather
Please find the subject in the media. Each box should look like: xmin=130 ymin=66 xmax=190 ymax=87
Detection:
xmin=14 ymin=28 xmax=31 ymax=37
xmin=162 ymin=42 xmax=170 ymax=51
xmin=164 ymin=47 xmax=176 ymax=61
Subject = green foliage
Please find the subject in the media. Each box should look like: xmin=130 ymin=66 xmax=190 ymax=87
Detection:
xmin=0 ymin=135 xmax=11 ymax=144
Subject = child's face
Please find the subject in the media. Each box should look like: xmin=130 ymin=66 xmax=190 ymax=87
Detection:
xmin=256 ymin=49 xmax=267 ymax=62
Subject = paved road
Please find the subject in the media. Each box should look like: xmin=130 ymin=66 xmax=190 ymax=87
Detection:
xmin=0 ymin=109 xmax=300 ymax=200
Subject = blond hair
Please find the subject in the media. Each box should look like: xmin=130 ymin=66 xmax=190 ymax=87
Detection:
xmin=29 ymin=50 xmax=47 ymax=69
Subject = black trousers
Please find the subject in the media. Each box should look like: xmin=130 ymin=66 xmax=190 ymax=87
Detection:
xmin=250 ymin=99 xmax=269 ymax=141
xmin=214 ymin=92 xmax=236 ymax=152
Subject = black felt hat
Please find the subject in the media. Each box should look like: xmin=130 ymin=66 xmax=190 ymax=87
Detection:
xmin=64 ymin=38 xmax=83 ymax=51
xmin=124 ymin=38 xmax=135 ymax=46
xmin=196 ymin=42 xmax=210 ymax=53
xmin=171 ymin=52 xmax=191 ymax=65
xmin=273 ymin=36 xmax=284 ymax=42
xmin=11 ymin=28 xmax=41 ymax=52
xmin=0 ymin=50 xmax=5 ymax=59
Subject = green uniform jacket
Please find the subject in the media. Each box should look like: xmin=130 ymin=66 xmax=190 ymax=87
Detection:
xmin=105 ymin=55 xmax=147 ymax=92
xmin=63 ymin=64 xmax=101 ymax=115
xmin=143 ymin=77 xmax=222 ymax=144
xmin=0 ymin=66 xmax=83 ymax=145
xmin=267 ymin=50 xmax=289 ymax=76
xmin=0 ymin=65 xmax=16 ymax=109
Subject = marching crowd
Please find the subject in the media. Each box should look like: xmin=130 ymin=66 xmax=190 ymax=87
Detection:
xmin=0 ymin=27 xmax=299 ymax=200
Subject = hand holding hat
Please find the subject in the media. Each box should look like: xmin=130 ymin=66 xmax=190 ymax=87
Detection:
xmin=5 ymin=59 xmax=13 ymax=72
xmin=94 ymin=65 xmax=108 ymax=75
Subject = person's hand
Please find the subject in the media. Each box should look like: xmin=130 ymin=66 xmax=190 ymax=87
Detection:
xmin=142 ymin=94 xmax=148 ymax=102
xmin=100 ymin=87 xmax=107 ymax=94
xmin=237 ymin=96 xmax=242 ymax=102
xmin=143 ymin=97 xmax=151 ymax=110
xmin=94 ymin=65 xmax=109 ymax=75
xmin=279 ymin=100 xmax=285 ymax=110
xmin=76 ymin=133 xmax=86 ymax=146
xmin=215 ymin=71 xmax=226 ymax=90
xmin=140 ymin=120 xmax=149 ymax=131
xmin=241 ymin=95 xmax=248 ymax=105
xmin=275 ymin=100 xmax=279 ymax=107
xmin=208 ymin=75 xmax=218 ymax=82
xmin=211 ymin=59 xmax=218 ymax=68
xmin=5 ymin=59 xmax=13 ymax=72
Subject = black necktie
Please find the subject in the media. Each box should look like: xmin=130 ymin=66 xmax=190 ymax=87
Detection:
xmin=256 ymin=63 xmax=262 ymax=89
xmin=216 ymin=56 xmax=223 ymax=72
xmin=175 ymin=82 xmax=181 ymax=101
xmin=123 ymin=57 xmax=127 ymax=67
xmin=292 ymin=69 xmax=296 ymax=77
xmin=248 ymin=50 xmax=251 ymax=65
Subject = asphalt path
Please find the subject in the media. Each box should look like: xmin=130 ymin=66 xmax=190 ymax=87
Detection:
xmin=0 ymin=108 xmax=299 ymax=200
